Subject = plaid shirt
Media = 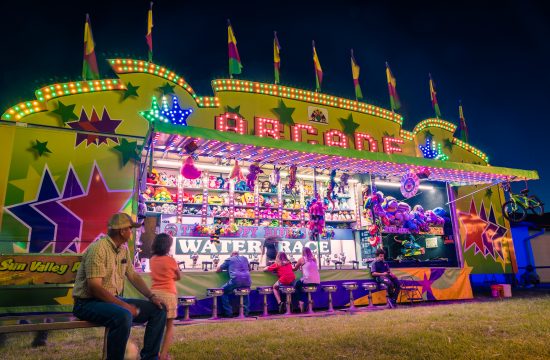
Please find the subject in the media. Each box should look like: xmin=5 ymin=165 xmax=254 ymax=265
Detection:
xmin=73 ymin=236 xmax=135 ymax=299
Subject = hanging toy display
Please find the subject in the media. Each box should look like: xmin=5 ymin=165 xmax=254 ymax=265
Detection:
xmin=308 ymin=197 xmax=325 ymax=240
xmin=286 ymin=165 xmax=297 ymax=192
xmin=394 ymin=235 xmax=425 ymax=257
xmin=269 ymin=166 xmax=281 ymax=188
xmin=180 ymin=156 xmax=202 ymax=179
xmin=229 ymin=160 xmax=245 ymax=181
xmin=246 ymin=163 xmax=263 ymax=192
xmin=209 ymin=225 xmax=222 ymax=245
xmin=338 ymin=173 xmax=350 ymax=194
xmin=326 ymin=170 xmax=337 ymax=209
xmin=400 ymin=171 xmax=420 ymax=198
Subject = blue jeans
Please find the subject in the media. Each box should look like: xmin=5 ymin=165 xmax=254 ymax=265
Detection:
xmin=73 ymin=297 xmax=167 ymax=360
xmin=221 ymin=280 xmax=250 ymax=316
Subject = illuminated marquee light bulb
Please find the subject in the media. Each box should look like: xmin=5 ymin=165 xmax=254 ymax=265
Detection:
xmin=324 ymin=129 xmax=349 ymax=148
xmin=254 ymin=117 xmax=282 ymax=139
xmin=291 ymin=124 xmax=318 ymax=144
xmin=383 ymin=136 xmax=404 ymax=154
xmin=215 ymin=112 xmax=248 ymax=134
xmin=354 ymin=132 xmax=378 ymax=152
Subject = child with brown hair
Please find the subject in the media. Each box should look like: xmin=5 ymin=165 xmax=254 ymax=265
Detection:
xmin=264 ymin=252 xmax=296 ymax=312
xmin=150 ymin=233 xmax=181 ymax=360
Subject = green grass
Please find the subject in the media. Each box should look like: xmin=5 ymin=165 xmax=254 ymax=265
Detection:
xmin=3 ymin=296 xmax=550 ymax=359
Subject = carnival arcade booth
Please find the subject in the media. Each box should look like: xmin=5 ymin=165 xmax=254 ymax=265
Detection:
xmin=0 ymin=59 xmax=538 ymax=315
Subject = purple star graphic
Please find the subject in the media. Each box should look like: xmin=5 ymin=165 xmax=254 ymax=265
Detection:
xmin=68 ymin=107 xmax=122 ymax=147
xmin=6 ymin=167 xmax=58 ymax=252
xmin=414 ymin=268 xmax=445 ymax=301
xmin=34 ymin=167 xmax=83 ymax=252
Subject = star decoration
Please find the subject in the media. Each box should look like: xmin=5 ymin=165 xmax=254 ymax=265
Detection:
xmin=67 ymin=107 xmax=122 ymax=147
xmin=157 ymin=82 xmax=175 ymax=95
xmin=458 ymin=199 xmax=507 ymax=260
xmin=485 ymin=188 xmax=493 ymax=198
xmin=382 ymin=131 xmax=395 ymax=137
xmin=5 ymin=166 xmax=60 ymax=252
xmin=226 ymin=105 xmax=243 ymax=118
xmin=61 ymin=164 xmax=133 ymax=251
xmin=54 ymin=288 xmax=74 ymax=305
xmin=443 ymin=138 xmax=454 ymax=152
xmin=113 ymin=138 xmax=140 ymax=166
xmin=51 ymin=101 xmax=78 ymax=125
xmin=122 ymin=82 xmax=140 ymax=100
xmin=31 ymin=140 xmax=52 ymax=157
xmin=9 ymin=166 xmax=43 ymax=202
xmin=272 ymin=99 xmax=295 ymax=126
xmin=339 ymin=113 xmax=360 ymax=137
xmin=423 ymin=130 xmax=434 ymax=140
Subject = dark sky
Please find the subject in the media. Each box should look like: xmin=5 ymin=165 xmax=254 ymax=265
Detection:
xmin=1 ymin=0 xmax=549 ymax=206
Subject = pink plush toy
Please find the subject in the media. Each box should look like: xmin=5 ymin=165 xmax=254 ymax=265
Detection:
xmin=229 ymin=160 xmax=245 ymax=180
xmin=288 ymin=165 xmax=297 ymax=190
xmin=246 ymin=163 xmax=263 ymax=191
xmin=308 ymin=197 xmax=325 ymax=239
xmin=181 ymin=156 xmax=202 ymax=179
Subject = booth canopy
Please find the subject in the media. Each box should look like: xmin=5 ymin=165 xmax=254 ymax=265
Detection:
xmin=149 ymin=123 xmax=538 ymax=186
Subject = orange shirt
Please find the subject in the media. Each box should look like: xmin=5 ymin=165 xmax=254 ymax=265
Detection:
xmin=150 ymin=255 xmax=179 ymax=294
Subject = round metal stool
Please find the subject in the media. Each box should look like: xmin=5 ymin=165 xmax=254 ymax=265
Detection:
xmin=322 ymin=284 xmax=338 ymax=313
xmin=257 ymin=286 xmax=274 ymax=317
xmin=206 ymin=288 xmax=224 ymax=319
xmin=177 ymin=296 xmax=196 ymax=321
xmin=302 ymin=283 xmax=319 ymax=314
xmin=378 ymin=283 xmax=395 ymax=309
xmin=233 ymin=287 xmax=251 ymax=319
xmin=279 ymin=285 xmax=296 ymax=315
xmin=342 ymin=282 xmax=358 ymax=311
xmin=362 ymin=282 xmax=378 ymax=309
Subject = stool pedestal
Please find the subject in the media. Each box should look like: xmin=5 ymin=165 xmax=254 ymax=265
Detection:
xmin=302 ymin=284 xmax=319 ymax=314
xmin=233 ymin=287 xmax=251 ymax=319
xmin=362 ymin=282 xmax=378 ymax=309
xmin=249 ymin=261 xmax=259 ymax=270
xmin=202 ymin=261 xmax=213 ymax=271
xmin=257 ymin=286 xmax=273 ymax=317
xmin=342 ymin=282 xmax=358 ymax=311
xmin=177 ymin=296 xmax=196 ymax=321
xmin=279 ymin=286 xmax=295 ymax=315
xmin=206 ymin=288 xmax=224 ymax=319
xmin=322 ymin=284 xmax=338 ymax=313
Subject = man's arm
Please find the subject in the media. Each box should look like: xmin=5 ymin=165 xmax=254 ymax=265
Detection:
xmin=87 ymin=278 xmax=139 ymax=316
xmin=127 ymin=271 xmax=164 ymax=309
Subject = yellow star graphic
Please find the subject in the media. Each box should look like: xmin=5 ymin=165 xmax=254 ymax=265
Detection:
xmin=9 ymin=166 xmax=42 ymax=202
xmin=54 ymin=288 xmax=74 ymax=305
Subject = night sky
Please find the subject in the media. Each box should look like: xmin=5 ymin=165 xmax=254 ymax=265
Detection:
xmin=1 ymin=1 xmax=548 ymax=206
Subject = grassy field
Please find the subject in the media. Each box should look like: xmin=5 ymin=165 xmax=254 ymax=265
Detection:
xmin=2 ymin=296 xmax=550 ymax=360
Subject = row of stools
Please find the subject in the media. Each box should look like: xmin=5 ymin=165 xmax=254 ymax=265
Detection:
xmin=178 ymin=281 xmax=393 ymax=321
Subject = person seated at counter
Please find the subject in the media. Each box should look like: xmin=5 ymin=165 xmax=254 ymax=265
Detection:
xmin=293 ymin=247 xmax=320 ymax=312
xmin=216 ymin=250 xmax=252 ymax=317
xmin=261 ymin=236 xmax=281 ymax=266
xmin=520 ymin=265 xmax=540 ymax=289
xmin=370 ymin=248 xmax=401 ymax=306
xmin=264 ymin=252 xmax=296 ymax=313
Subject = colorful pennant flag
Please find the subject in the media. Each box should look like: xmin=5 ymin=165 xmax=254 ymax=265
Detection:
xmin=429 ymin=73 xmax=442 ymax=118
xmin=82 ymin=14 xmax=100 ymax=80
xmin=274 ymin=31 xmax=281 ymax=84
xmin=459 ymin=101 xmax=469 ymax=142
xmin=351 ymin=49 xmax=363 ymax=100
xmin=312 ymin=41 xmax=323 ymax=92
xmin=146 ymin=2 xmax=153 ymax=62
xmin=385 ymin=62 xmax=400 ymax=111
xmin=227 ymin=20 xmax=243 ymax=77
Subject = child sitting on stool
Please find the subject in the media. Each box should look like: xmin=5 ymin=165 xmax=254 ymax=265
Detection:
xmin=264 ymin=252 xmax=296 ymax=313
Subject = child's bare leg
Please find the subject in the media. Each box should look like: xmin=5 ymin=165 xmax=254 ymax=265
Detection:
xmin=273 ymin=284 xmax=281 ymax=303
xmin=160 ymin=319 xmax=174 ymax=360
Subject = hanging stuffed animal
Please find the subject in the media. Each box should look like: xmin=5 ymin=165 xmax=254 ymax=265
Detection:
xmin=246 ymin=163 xmax=263 ymax=191
xmin=308 ymin=197 xmax=325 ymax=240
xmin=326 ymin=170 xmax=337 ymax=209
xmin=269 ymin=166 xmax=281 ymax=187
xmin=338 ymin=173 xmax=350 ymax=194
xmin=229 ymin=160 xmax=245 ymax=181
xmin=180 ymin=156 xmax=202 ymax=179
xmin=288 ymin=165 xmax=297 ymax=191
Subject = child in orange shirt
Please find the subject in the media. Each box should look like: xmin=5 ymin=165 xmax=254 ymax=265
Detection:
xmin=150 ymin=233 xmax=181 ymax=360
